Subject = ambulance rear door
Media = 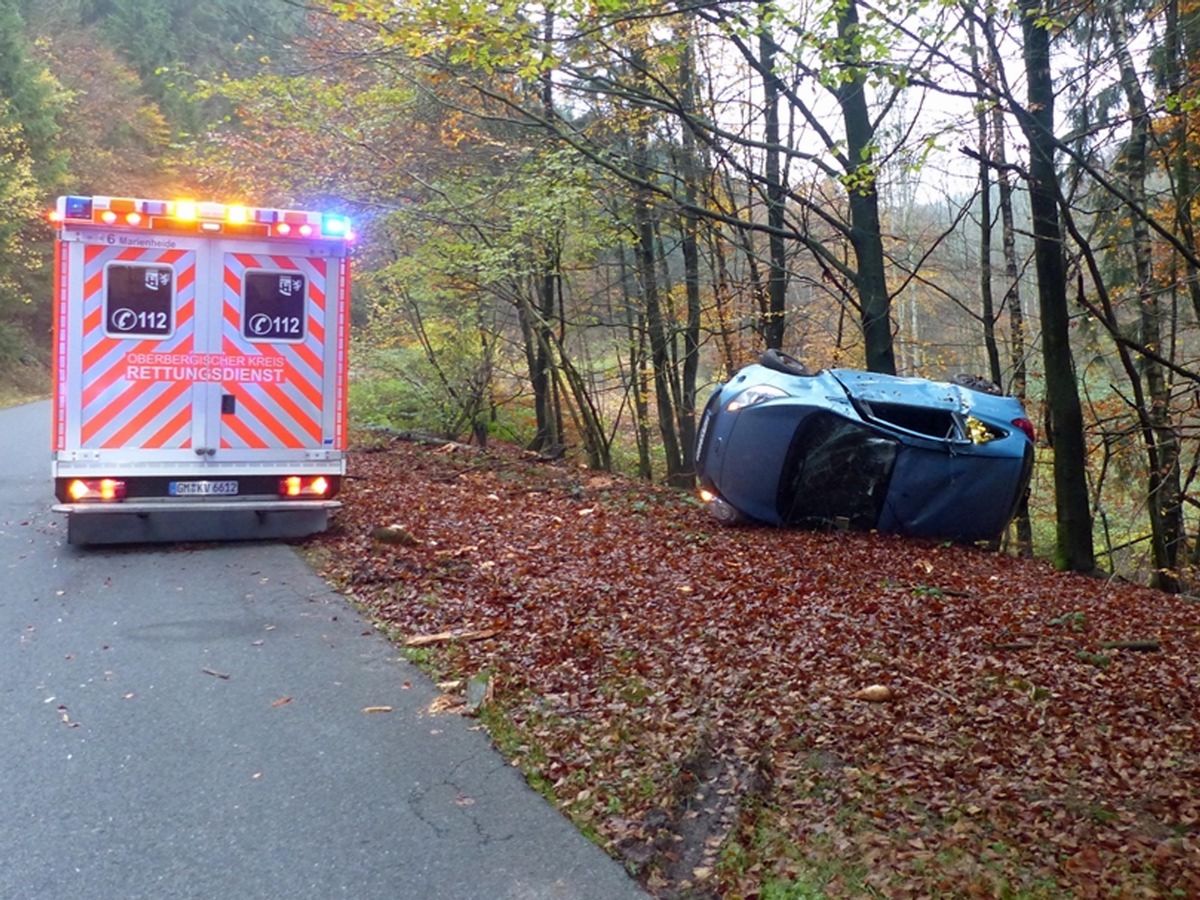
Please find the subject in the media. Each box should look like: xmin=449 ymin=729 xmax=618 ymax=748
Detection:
xmin=61 ymin=236 xmax=206 ymax=464
xmin=211 ymin=243 xmax=346 ymax=461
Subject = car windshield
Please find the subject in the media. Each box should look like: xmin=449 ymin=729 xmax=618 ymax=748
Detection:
xmin=776 ymin=411 xmax=898 ymax=528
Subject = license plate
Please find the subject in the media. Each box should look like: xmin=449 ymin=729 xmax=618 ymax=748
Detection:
xmin=169 ymin=480 xmax=239 ymax=496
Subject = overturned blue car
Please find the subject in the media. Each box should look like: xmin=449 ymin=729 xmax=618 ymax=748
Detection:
xmin=695 ymin=350 xmax=1036 ymax=543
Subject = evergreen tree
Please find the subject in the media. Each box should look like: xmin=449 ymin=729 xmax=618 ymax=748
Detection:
xmin=0 ymin=0 xmax=65 ymax=189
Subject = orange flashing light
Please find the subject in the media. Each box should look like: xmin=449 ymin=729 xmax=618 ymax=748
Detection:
xmin=67 ymin=478 xmax=127 ymax=502
xmin=279 ymin=476 xmax=330 ymax=498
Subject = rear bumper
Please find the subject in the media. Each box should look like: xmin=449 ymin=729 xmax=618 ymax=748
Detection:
xmin=53 ymin=500 xmax=340 ymax=546
xmin=54 ymin=499 xmax=341 ymax=515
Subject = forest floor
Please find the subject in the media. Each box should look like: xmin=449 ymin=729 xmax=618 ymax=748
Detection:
xmin=308 ymin=434 xmax=1200 ymax=899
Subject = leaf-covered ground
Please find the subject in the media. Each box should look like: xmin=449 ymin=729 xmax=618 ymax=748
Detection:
xmin=311 ymin=437 xmax=1200 ymax=899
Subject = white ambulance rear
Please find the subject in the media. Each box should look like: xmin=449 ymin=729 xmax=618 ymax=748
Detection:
xmin=50 ymin=195 xmax=352 ymax=545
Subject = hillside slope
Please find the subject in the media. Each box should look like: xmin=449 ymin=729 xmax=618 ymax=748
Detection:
xmin=312 ymin=437 xmax=1200 ymax=898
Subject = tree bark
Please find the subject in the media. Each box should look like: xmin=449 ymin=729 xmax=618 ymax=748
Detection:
xmin=676 ymin=24 xmax=702 ymax=483
xmin=985 ymin=8 xmax=1033 ymax=556
xmin=1106 ymin=0 xmax=1183 ymax=591
xmin=968 ymin=18 xmax=1002 ymax=385
xmin=758 ymin=8 xmax=788 ymax=351
xmin=1016 ymin=0 xmax=1095 ymax=572
xmin=836 ymin=0 xmax=896 ymax=375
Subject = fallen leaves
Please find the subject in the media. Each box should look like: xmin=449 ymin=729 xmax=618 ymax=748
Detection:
xmin=850 ymin=684 xmax=894 ymax=702
xmin=313 ymin=437 xmax=1200 ymax=898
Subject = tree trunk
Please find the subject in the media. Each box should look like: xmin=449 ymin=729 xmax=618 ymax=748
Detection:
xmin=968 ymin=19 xmax=1002 ymax=385
xmin=1107 ymin=0 xmax=1183 ymax=591
xmin=676 ymin=26 xmax=702 ymax=483
xmin=517 ymin=288 xmax=558 ymax=453
xmin=991 ymin=63 xmax=1034 ymax=556
xmin=1017 ymin=0 xmax=1094 ymax=572
xmin=1165 ymin=0 xmax=1200 ymax=326
xmin=525 ymin=7 xmax=562 ymax=454
xmin=758 ymin=9 xmax=788 ymax=351
xmin=836 ymin=0 xmax=895 ymax=375
xmin=1164 ymin=0 xmax=1200 ymax=577
xmin=617 ymin=245 xmax=654 ymax=480
xmin=630 ymin=120 xmax=684 ymax=483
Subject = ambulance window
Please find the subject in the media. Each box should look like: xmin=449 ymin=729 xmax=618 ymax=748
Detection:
xmin=243 ymin=271 xmax=306 ymax=343
xmin=105 ymin=264 xmax=174 ymax=338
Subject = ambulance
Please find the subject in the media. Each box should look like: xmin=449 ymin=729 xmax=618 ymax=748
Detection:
xmin=49 ymin=195 xmax=353 ymax=545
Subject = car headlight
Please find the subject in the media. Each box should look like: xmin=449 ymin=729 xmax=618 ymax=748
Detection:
xmin=726 ymin=384 xmax=788 ymax=412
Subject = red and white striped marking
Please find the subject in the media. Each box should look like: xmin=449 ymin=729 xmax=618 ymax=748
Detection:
xmin=78 ymin=245 xmax=196 ymax=450
xmin=220 ymin=253 xmax=329 ymax=450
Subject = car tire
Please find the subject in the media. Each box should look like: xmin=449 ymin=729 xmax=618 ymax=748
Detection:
xmin=760 ymin=349 xmax=813 ymax=376
xmin=951 ymin=373 xmax=1003 ymax=396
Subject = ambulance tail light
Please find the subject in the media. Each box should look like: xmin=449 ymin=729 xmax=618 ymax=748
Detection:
xmin=67 ymin=478 xmax=127 ymax=503
xmin=279 ymin=476 xmax=331 ymax=499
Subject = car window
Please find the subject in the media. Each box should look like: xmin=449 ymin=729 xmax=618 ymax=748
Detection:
xmin=777 ymin=411 xmax=898 ymax=528
xmin=859 ymin=401 xmax=960 ymax=440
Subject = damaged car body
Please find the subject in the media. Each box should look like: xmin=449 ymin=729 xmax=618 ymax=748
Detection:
xmin=695 ymin=351 xmax=1036 ymax=543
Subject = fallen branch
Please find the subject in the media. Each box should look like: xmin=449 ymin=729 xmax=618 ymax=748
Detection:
xmin=1099 ymin=640 xmax=1161 ymax=652
xmin=988 ymin=641 xmax=1038 ymax=651
xmin=405 ymin=628 xmax=501 ymax=648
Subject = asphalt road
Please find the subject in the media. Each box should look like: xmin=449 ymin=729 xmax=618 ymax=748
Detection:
xmin=0 ymin=400 xmax=647 ymax=900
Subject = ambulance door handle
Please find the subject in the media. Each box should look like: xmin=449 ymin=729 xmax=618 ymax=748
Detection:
xmin=194 ymin=447 xmax=216 ymax=457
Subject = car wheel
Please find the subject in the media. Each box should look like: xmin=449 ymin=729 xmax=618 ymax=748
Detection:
xmin=760 ymin=348 xmax=813 ymax=376
xmin=951 ymin=373 xmax=1003 ymax=396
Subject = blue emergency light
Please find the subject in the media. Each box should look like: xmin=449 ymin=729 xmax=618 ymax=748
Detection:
xmin=322 ymin=215 xmax=350 ymax=237
xmin=63 ymin=196 xmax=93 ymax=220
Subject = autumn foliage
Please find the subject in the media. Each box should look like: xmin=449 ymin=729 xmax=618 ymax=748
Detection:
xmin=313 ymin=436 xmax=1200 ymax=898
